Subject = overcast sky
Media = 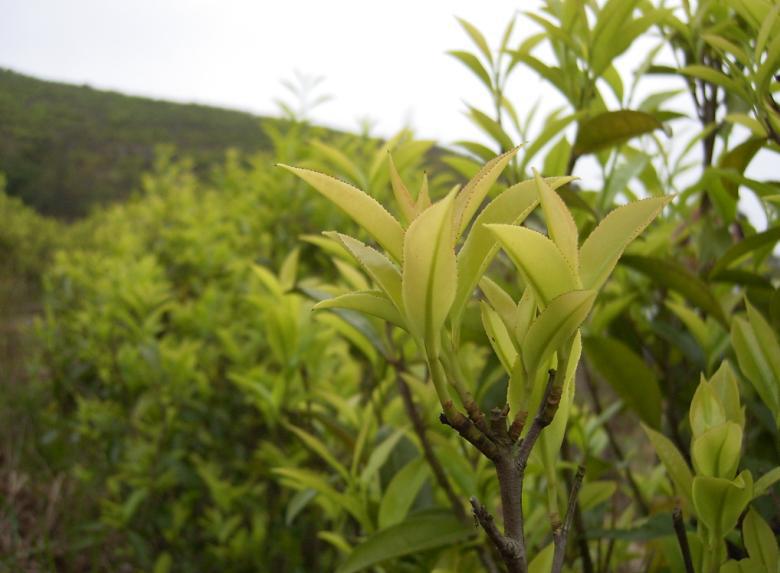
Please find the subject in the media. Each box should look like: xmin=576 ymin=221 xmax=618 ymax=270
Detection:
xmin=2 ymin=0 xmax=527 ymax=144
xmin=2 ymin=0 xmax=773 ymax=228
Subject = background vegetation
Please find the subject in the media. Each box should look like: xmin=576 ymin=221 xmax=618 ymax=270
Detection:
xmin=1 ymin=0 xmax=779 ymax=572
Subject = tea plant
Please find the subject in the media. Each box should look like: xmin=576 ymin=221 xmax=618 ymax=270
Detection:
xmin=285 ymin=148 xmax=669 ymax=571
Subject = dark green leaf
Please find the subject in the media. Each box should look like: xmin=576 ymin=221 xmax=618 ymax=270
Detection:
xmin=584 ymin=336 xmax=662 ymax=427
xmin=573 ymin=111 xmax=663 ymax=156
xmin=621 ymin=255 xmax=728 ymax=326
xmin=710 ymin=226 xmax=780 ymax=278
xmin=586 ymin=512 xmax=674 ymax=541
xmin=336 ymin=510 xmax=473 ymax=573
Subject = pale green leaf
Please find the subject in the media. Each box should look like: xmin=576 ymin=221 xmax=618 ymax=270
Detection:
xmin=579 ymin=481 xmax=618 ymax=511
xmin=755 ymin=3 xmax=780 ymax=61
xmin=709 ymin=226 xmax=780 ymax=278
xmin=665 ymin=300 xmax=714 ymax=352
xmin=403 ymin=193 xmax=457 ymax=352
xmin=643 ymin=424 xmax=693 ymax=504
xmin=360 ymin=429 xmax=405 ymax=485
xmin=468 ymin=106 xmax=514 ymax=151
xmin=680 ymin=65 xmax=750 ymax=101
xmin=522 ymin=290 xmax=596 ymax=378
xmin=534 ymin=169 xmax=579 ymax=269
xmin=448 ymin=50 xmax=493 ymax=90
xmin=453 ymin=147 xmax=519 ymax=237
xmin=287 ymin=424 xmax=351 ymax=482
xmin=388 ymin=154 xmax=417 ymax=224
xmin=452 ymin=177 xmax=573 ymax=320
xmin=281 ymin=165 xmax=405 ymax=261
xmin=488 ymin=225 xmax=578 ymax=307
xmin=480 ymin=276 xmax=520 ymax=336
xmin=579 ymin=195 xmax=671 ymax=291
xmin=692 ymin=471 xmax=753 ymax=536
xmin=274 ymin=467 xmax=371 ymax=530
xmin=279 ymin=247 xmax=300 ymax=292
xmin=456 ymin=17 xmax=493 ymax=64
xmin=481 ymin=301 xmax=518 ymax=373
xmin=743 ymin=507 xmax=779 ymax=569
xmin=732 ymin=313 xmax=780 ymax=423
xmin=326 ymin=232 xmax=404 ymax=313
xmin=311 ymin=140 xmax=364 ymax=186
xmin=724 ymin=113 xmax=767 ymax=137
xmin=691 ymin=422 xmax=743 ymax=479
xmin=528 ymin=543 xmax=554 ymax=573
xmin=313 ymin=290 xmax=407 ymax=329
xmin=333 ymin=258 xmax=370 ymax=291
xmin=709 ymin=361 xmax=745 ymax=428
xmin=754 ymin=467 xmax=780 ymax=498
xmin=690 ymin=380 xmax=727 ymax=437
xmin=378 ymin=458 xmax=428 ymax=529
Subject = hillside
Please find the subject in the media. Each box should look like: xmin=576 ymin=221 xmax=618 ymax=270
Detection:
xmin=0 ymin=69 xmax=280 ymax=218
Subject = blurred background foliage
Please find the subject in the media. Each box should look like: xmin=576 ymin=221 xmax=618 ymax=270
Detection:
xmin=1 ymin=0 xmax=779 ymax=571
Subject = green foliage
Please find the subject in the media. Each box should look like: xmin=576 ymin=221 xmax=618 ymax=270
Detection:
xmin=4 ymin=0 xmax=780 ymax=572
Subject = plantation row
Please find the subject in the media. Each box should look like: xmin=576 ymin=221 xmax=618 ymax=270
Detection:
xmin=2 ymin=1 xmax=780 ymax=572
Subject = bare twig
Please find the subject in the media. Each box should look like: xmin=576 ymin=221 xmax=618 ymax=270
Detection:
xmin=562 ymin=439 xmax=594 ymax=573
xmin=673 ymin=503 xmax=695 ymax=573
xmin=394 ymin=367 xmax=466 ymax=521
xmin=552 ymin=465 xmax=586 ymax=572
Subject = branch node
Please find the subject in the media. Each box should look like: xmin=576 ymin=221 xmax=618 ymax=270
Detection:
xmin=508 ymin=410 xmax=527 ymax=443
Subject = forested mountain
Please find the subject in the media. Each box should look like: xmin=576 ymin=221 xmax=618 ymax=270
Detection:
xmin=0 ymin=69 xmax=278 ymax=217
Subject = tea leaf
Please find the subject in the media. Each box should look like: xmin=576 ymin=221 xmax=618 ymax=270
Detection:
xmin=378 ymin=458 xmax=428 ymax=529
xmin=325 ymin=233 xmax=404 ymax=313
xmin=643 ymin=425 xmax=693 ymax=504
xmin=534 ymin=169 xmax=579 ymax=269
xmin=692 ymin=471 xmax=753 ymax=536
xmin=522 ymin=290 xmax=596 ymax=378
xmin=743 ymin=508 xmax=779 ymax=569
xmin=447 ymin=50 xmax=493 ymax=90
xmin=488 ymin=225 xmax=578 ymax=307
xmin=621 ymin=255 xmax=727 ymax=326
xmin=709 ymin=226 xmax=780 ymax=278
xmin=336 ymin=510 xmax=473 ymax=573
xmin=453 ymin=177 xmax=573 ymax=320
xmin=402 ymin=193 xmax=457 ymax=352
xmin=454 ymin=147 xmax=519 ymax=237
xmin=387 ymin=154 xmax=417 ymax=224
xmin=691 ymin=422 xmax=742 ymax=479
xmin=573 ymin=110 xmax=663 ymax=156
xmin=481 ymin=301 xmax=518 ymax=373
xmin=314 ymin=291 xmax=406 ymax=329
xmin=281 ymin=165 xmax=404 ymax=261
xmin=584 ymin=336 xmax=661 ymax=428
xmin=579 ymin=196 xmax=671 ymax=291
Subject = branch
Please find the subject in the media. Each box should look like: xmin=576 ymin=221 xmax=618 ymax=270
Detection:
xmin=552 ymin=465 xmax=585 ymax=572
xmin=517 ymin=370 xmax=561 ymax=472
xmin=440 ymin=405 xmax=499 ymax=461
xmin=673 ymin=503 xmax=695 ymax=573
xmin=394 ymin=367 xmax=466 ymax=521
xmin=470 ymin=497 xmax=523 ymax=568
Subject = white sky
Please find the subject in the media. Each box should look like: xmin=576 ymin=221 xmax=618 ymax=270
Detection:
xmin=1 ymin=0 xmax=774 ymax=228
xmin=1 ymin=0 xmax=524 ymax=144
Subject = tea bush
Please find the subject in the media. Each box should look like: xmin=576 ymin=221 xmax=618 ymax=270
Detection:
xmin=6 ymin=0 xmax=780 ymax=572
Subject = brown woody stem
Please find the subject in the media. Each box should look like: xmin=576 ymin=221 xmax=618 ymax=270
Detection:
xmin=673 ymin=503 xmax=695 ymax=573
